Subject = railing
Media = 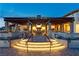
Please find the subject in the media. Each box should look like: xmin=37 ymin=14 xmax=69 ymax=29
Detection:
xmin=11 ymin=39 xmax=66 ymax=53
xmin=52 ymin=32 xmax=79 ymax=48
xmin=0 ymin=32 xmax=28 ymax=40
xmin=1 ymin=31 xmax=79 ymax=48
xmin=20 ymin=34 xmax=51 ymax=52
xmin=44 ymin=34 xmax=52 ymax=52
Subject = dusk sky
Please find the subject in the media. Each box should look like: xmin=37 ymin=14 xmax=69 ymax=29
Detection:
xmin=0 ymin=3 xmax=79 ymax=27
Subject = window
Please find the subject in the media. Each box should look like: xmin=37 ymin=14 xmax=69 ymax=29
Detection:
xmin=76 ymin=24 xmax=79 ymax=33
xmin=64 ymin=23 xmax=70 ymax=33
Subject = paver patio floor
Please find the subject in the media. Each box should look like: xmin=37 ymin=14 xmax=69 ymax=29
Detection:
xmin=0 ymin=48 xmax=79 ymax=56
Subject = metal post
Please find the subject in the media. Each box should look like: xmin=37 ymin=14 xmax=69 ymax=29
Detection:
xmin=26 ymin=41 xmax=28 ymax=53
xmin=67 ymin=38 xmax=71 ymax=48
xmin=9 ymin=38 xmax=11 ymax=48
xmin=46 ymin=24 xmax=47 ymax=34
xmin=50 ymin=41 xmax=52 ymax=56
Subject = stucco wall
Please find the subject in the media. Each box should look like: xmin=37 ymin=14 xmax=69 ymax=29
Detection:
xmin=67 ymin=12 xmax=79 ymax=33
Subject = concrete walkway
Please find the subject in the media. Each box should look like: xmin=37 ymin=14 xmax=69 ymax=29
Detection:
xmin=28 ymin=35 xmax=49 ymax=42
xmin=0 ymin=48 xmax=79 ymax=56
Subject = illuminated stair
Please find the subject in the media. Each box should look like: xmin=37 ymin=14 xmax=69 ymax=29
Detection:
xmin=11 ymin=39 xmax=66 ymax=51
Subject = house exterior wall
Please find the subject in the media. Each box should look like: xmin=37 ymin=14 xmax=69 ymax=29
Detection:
xmin=66 ymin=12 xmax=79 ymax=33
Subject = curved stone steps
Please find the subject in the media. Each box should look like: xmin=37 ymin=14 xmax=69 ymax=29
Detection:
xmin=11 ymin=39 xmax=66 ymax=51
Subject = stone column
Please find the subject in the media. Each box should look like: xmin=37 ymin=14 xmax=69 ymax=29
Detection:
xmin=15 ymin=24 xmax=18 ymax=31
xmin=48 ymin=23 xmax=52 ymax=38
xmin=47 ymin=23 xmax=51 ymax=34
xmin=27 ymin=23 xmax=29 ymax=31
xmin=28 ymin=23 xmax=30 ymax=32
xmin=55 ymin=25 xmax=58 ymax=32
xmin=5 ymin=21 xmax=9 ymax=32
xmin=70 ymin=22 xmax=74 ymax=33
xmin=49 ymin=23 xmax=51 ymax=30
xmin=60 ymin=23 xmax=64 ymax=32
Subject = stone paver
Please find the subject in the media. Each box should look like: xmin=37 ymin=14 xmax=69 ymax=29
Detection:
xmin=0 ymin=48 xmax=79 ymax=56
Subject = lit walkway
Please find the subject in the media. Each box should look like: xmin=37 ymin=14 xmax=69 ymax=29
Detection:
xmin=11 ymin=34 xmax=66 ymax=52
xmin=28 ymin=35 xmax=50 ymax=42
xmin=0 ymin=48 xmax=79 ymax=56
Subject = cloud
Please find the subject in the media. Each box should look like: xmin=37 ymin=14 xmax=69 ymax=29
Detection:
xmin=0 ymin=18 xmax=5 ymax=28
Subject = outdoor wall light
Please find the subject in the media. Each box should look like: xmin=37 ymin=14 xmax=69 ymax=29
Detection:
xmin=36 ymin=24 xmax=42 ymax=28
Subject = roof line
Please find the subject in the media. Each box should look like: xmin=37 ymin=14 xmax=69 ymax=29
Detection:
xmin=63 ymin=9 xmax=79 ymax=17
